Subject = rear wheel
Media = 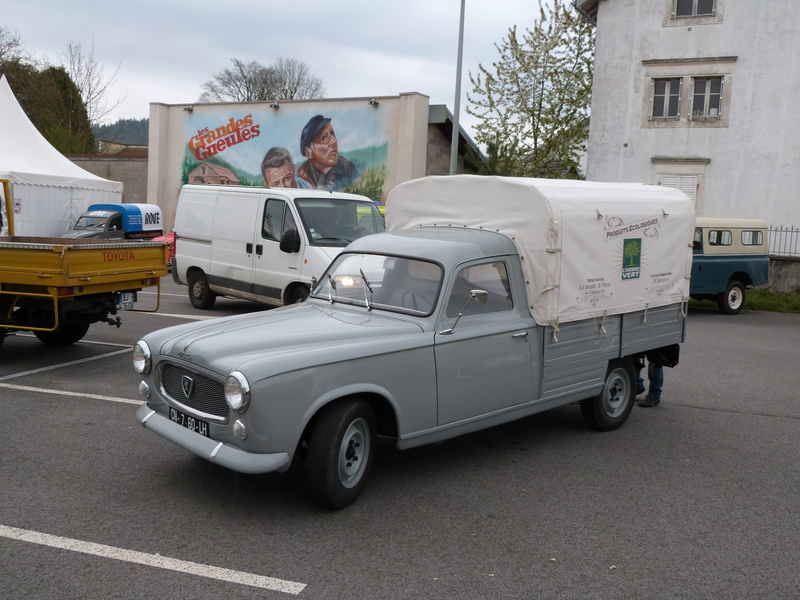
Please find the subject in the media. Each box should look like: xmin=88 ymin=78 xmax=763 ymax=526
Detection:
xmin=305 ymin=399 xmax=376 ymax=509
xmin=717 ymin=280 xmax=745 ymax=315
xmin=34 ymin=322 xmax=90 ymax=346
xmin=580 ymin=358 xmax=636 ymax=431
xmin=188 ymin=271 xmax=216 ymax=309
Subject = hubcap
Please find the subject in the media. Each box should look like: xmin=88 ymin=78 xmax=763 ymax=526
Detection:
xmin=338 ymin=418 xmax=370 ymax=489
xmin=603 ymin=371 xmax=629 ymax=417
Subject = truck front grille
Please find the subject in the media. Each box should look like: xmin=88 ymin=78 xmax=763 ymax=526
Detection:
xmin=159 ymin=362 xmax=229 ymax=422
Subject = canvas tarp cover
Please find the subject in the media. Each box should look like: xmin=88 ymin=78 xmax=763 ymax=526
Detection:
xmin=0 ymin=75 xmax=122 ymax=237
xmin=386 ymin=175 xmax=695 ymax=326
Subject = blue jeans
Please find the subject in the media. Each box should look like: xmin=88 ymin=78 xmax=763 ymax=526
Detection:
xmin=635 ymin=359 xmax=664 ymax=399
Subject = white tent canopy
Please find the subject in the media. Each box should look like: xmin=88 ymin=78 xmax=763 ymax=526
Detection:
xmin=0 ymin=74 xmax=122 ymax=237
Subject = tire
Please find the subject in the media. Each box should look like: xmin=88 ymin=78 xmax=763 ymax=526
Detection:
xmin=188 ymin=271 xmax=216 ymax=309
xmin=580 ymin=358 xmax=636 ymax=431
xmin=717 ymin=280 xmax=745 ymax=315
xmin=34 ymin=322 xmax=90 ymax=346
xmin=305 ymin=399 xmax=377 ymax=509
xmin=286 ymin=285 xmax=309 ymax=304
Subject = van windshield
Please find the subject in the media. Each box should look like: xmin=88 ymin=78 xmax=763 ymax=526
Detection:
xmin=296 ymin=199 xmax=385 ymax=247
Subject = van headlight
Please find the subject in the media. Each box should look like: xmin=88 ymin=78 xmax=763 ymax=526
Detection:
xmin=133 ymin=340 xmax=151 ymax=374
xmin=224 ymin=371 xmax=250 ymax=412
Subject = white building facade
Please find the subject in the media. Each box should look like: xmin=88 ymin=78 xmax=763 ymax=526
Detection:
xmin=576 ymin=0 xmax=800 ymax=227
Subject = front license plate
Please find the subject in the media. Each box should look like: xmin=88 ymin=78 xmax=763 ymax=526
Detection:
xmin=169 ymin=406 xmax=210 ymax=437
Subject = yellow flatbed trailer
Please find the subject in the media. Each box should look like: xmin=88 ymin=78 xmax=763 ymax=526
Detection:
xmin=0 ymin=181 xmax=169 ymax=348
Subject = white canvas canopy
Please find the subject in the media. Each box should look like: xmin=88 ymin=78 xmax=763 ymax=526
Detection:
xmin=0 ymin=74 xmax=122 ymax=237
xmin=386 ymin=175 xmax=695 ymax=326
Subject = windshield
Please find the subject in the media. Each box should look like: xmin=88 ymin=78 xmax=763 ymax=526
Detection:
xmin=311 ymin=253 xmax=442 ymax=315
xmin=74 ymin=215 xmax=110 ymax=229
xmin=296 ymin=199 xmax=385 ymax=247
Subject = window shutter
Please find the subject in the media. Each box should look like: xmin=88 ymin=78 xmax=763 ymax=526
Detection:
xmin=661 ymin=174 xmax=698 ymax=202
xmin=648 ymin=80 xmax=655 ymax=120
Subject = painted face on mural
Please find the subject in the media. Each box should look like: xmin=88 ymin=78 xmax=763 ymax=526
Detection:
xmin=304 ymin=122 xmax=339 ymax=172
xmin=264 ymin=160 xmax=298 ymax=188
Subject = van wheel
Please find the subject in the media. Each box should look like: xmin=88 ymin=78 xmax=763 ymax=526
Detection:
xmin=287 ymin=285 xmax=309 ymax=304
xmin=188 ymin=271 xmax=216 ymax=309
xmin=718 ymin=280 xmax=745 ymax=315
xmin=34 ymin=322 xmax=90 ymax=346
xmin=305 ymin=399 xmax=376 ymax=509
xmin=580 ymin=358 xmax=636 ymax=431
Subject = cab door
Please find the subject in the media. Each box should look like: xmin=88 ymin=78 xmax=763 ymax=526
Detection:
xmin=252 ymin=195 xmax=304 ymax=303
xmin=434 ymin=259 xmax=536 ymax=425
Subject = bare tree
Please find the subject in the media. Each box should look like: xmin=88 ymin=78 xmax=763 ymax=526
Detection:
xmin=60 ymin=40 xmax=124 ymax=125
xmin=199 ymin=57 xmax=325 ymax=103
xmin=0 ymin=25 xmax=28 ymax=67
xmin=273 ymin=57 xmax=325 ymax=100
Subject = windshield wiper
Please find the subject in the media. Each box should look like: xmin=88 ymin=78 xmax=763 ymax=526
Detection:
xmin=360 ymin=269 xmax=373 ymax=311
xmin=315 ymin=236 xmax=352 ymax=243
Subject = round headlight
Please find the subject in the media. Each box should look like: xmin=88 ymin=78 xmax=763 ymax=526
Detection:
xmin=132 ymin=340 xmax=151 ymax=374
xmin=224 ymin=371 xmax=250 ymax=412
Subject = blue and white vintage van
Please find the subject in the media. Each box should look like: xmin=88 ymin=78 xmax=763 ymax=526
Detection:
xmin=690 ymin=217 xmax=770 ymax=314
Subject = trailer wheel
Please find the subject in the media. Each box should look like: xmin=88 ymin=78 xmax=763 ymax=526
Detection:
xmin=717 ymin=280 xmax=745 ymax=315
xmin=580 ymin=358 xmax=636 ymax=431
xmin=34 ymin=322 xmax=90 ymax=346
xmin=305 ymin=399 xmax=376 ymax=509
xmin=188 ymin=271 xmax=216 ymax=309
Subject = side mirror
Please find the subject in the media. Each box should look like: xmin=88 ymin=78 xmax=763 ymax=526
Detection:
xmin=279 ymin=229 xmax=301 ymax=254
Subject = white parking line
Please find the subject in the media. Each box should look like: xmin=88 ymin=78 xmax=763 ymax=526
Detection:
xmin=0 ymin=348 xmax=132 ymax=382
xmin=0 ymin=383 xmax=141 ymax=405
xmin=0 ymin=524 xmax=307 ymax=595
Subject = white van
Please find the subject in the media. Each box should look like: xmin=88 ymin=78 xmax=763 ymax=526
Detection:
xmin=172 ymin=185 xmax=385 ymax=308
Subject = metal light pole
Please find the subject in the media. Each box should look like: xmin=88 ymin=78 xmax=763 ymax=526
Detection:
xmin=450 ymin=0 xmax=466 ymax=175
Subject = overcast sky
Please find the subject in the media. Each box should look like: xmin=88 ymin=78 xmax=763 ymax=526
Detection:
xmin=6 ymin=0 xmax=543 ymax=139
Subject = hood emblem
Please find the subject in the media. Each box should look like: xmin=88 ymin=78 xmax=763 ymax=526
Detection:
xmin=181 ymin=375 xmax=195 ymax=399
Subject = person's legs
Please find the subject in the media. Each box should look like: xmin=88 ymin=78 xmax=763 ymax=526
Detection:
xmin=648 ymin=363 xmax=663 ymax=399
xmin=635 ymin=357 xmax=646 ymax=395
xmin=639 ymin=363 xmax=663 ymax=407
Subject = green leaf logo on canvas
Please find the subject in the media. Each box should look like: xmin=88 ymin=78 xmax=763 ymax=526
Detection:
xmin=622 ymin=238 xmax=641 ymax=280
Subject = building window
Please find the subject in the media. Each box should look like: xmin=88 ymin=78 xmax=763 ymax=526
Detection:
xmin=691 ymin=76 xmax=723 ymax=119
xmin=651 ymin=78 xmax=681 ymax=120
xmin=676 ymin=0 xmax=715 ymax=17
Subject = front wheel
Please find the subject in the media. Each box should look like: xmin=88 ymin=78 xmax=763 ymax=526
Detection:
xmin=717 ymin=280 xmax=745 ymax=315
xmin=286 ymin=285 xmax=309 ymax=304
xmin=305 ymin=399 xmax=377 ymax=509
xmin=188 ymin=271 xmax=216 ymax=309
xmin=580 ymin=358 xmax=636 ymax=431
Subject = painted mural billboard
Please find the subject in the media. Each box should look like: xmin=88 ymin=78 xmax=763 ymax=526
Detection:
xmin=181 ymin=106 xmax=388 ymax=202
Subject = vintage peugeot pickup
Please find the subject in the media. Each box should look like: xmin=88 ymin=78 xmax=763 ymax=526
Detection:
xmin=134 ymin=176 xmax=695 ymax=508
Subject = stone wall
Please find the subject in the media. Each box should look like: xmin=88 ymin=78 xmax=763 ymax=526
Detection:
xmin=765 ymin=256 xmax=800 ymax=295
xmin=69 ymin=155 xmax=149 ymax=205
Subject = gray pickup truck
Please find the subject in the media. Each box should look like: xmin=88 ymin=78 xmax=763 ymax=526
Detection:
xmin=134 ymin=176 xmax=695 ymax=508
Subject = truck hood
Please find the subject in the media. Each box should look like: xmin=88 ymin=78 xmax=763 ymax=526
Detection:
xmin=152 ymin=301 xmax=427 ymax=379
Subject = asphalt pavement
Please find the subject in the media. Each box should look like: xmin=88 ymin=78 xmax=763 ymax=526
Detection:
xmin=1 ymin=279 xmax=798 ymax=599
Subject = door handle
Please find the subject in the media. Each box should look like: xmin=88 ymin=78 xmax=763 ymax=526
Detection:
xmin=256 ymin=244 xmax=263 ymax=255
xmin=512 ymin=331 xmax=529 ymax=339
xmin=246 ymin=243 xmax=253 ymax=254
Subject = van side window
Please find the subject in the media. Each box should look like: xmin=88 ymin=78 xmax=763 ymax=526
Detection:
xmin=741 ymin=230 xmax=763 ymax=246
xmin=707 ymin=229 xmax=732 ymax=246
xmin=262 ymin=199 xmax=290 ymax=242
xmin=445 ymin=261 xmax=513 ymax=318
